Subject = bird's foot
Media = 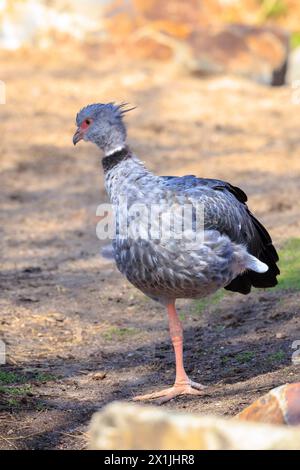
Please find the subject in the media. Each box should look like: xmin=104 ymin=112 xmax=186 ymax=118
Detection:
xmin=132 ymin=380 xmax=206 ymax=404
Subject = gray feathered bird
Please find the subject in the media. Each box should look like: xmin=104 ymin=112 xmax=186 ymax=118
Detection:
xmin=73 ymin=102 xmax=279 ymax=403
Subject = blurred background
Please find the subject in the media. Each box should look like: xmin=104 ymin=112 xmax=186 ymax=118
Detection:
xmin=1 ymin=0 xmax=300 ymax=83
xmin=0 ymin=0 xmax=299 ymax=450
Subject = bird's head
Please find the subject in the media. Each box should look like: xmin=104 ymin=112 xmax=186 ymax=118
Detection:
xmin=73 ymin=102 xmax=135 ymax=155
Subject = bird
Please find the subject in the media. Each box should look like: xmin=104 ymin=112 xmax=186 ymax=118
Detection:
xmin=73 ymin=102 xmax=280 ymax=403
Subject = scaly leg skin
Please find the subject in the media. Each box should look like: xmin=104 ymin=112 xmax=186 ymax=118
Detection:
xmin=133 ymin=302 xmax=206 ymax=404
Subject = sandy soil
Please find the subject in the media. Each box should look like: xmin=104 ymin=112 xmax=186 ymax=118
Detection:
xmin=0 ymin=46 xmax=300 ymax=449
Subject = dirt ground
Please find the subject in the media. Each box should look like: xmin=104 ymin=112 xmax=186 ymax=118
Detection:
xmin=0 ymin=46 xmax=300 ymax=449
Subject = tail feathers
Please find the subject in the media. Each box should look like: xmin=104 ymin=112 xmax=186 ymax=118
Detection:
xmin=246 ymin=254 xmax=268 ymax=273
xmin=225 ymin=216 xmax=280 ymax=295
xmin=225 ymin=243 xmax=279 ymax=294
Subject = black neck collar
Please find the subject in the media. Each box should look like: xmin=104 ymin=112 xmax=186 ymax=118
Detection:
xmin=102 ymin=147 xmax=131 ymax=173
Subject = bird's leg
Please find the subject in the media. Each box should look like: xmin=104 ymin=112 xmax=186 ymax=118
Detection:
xmin=133 ymin=302 xmax=206 ymax=404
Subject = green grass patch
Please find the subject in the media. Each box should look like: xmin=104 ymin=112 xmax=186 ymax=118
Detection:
xmin=221 ymin=351 xmax=255 ymax=366
xmin=214 ymin=324 xmax=226 ymax=333
xmin=0 ymin=371 xmax=22 ymax=385
xmin=291 ymin=32 xmax=300 ymax=50
xmin=6 ymin=398 xmax=19 ymax=407
xmin=0 ymin=384 xmax=34 ymax=409
xmin=267 ymin=350 xmax=286 ymax=363
xmin=0 ymin=384 xmax=33 ymax=396
xmin=179 ymin=312 xmax=185 ymax=321
xmin=33 ymin=373 xmax=57 ymax=383
xmin=103 ymin=326 xmax=139 ymax=341
xmin=258 ymin=0 xmax=288 ymax=19
xmin=191 ymin=238 xmax=299 ymax=315
xmin=236 ymin=351 xmax=255 ymax=363
xmin=0 ymin=370 xmax=57 ymax=385
xmin=221 ymin=355 xmax=231 ymax=365
xmin=0 ymin=369 xmax=58 ymax=409
xmin=194 ymin=290 xmax=226 ymax=314
xmin=276 ymin=238 xmax=300 ymax=291
xmin=0 ymin=383 xmax=33 ymax=409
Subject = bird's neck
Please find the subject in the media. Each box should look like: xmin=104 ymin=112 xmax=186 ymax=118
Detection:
xmin=102 ymin=146 xmax=132 ymax=173
xmin=102 ymin=146 xmax=154 ymax=203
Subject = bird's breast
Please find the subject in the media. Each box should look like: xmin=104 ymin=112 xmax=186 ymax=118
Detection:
xmin=113 ymin=232 xmax=238 ymax=300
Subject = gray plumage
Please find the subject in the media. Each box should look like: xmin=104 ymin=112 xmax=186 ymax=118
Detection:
xmin=74 ymin=103 xmax=279 ymax=304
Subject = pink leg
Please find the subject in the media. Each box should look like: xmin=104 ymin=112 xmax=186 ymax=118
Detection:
xmin=133 ymin=301 xmax=206 ymax=403
xmin=168 ymin=302 xmax=190 ymax=385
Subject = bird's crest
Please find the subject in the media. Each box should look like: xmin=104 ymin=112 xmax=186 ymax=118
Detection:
xmin=116 ymin=102 xmax=137 ymax=115
xmin=76 ymin=102 xmax=136 ymax=126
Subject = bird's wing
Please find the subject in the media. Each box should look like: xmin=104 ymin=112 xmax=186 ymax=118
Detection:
xmin=161 ymin=175 xmax=279 ymax=294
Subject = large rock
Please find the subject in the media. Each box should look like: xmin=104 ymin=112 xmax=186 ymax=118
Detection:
xmin=189 ymin=24 xmax=289 ymax=86
xmin=129 ymin=23 xmax=289 ymax=85
xmin=236 ymin=383 xmax=300 ymax=425
xmin=89 ymin=401 xmax=300 ymax=450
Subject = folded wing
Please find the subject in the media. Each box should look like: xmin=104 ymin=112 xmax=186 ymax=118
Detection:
xmin=162 ymin=175 xmax=280 ymax=294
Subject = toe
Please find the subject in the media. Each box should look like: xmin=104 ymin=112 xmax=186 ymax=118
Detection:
xmin=132 ymin=387 xmax=174 ymax=401
xmin=156 ymin=389 xmax=180 ymax=404
xmin=190 ymin=381 xmax=206 ymax=390
xmin=183 ymin=386 xmax=204 ymax=396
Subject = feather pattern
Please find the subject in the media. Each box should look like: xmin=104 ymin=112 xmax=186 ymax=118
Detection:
xmin=103 ymin=150 xmax=279 ymax=302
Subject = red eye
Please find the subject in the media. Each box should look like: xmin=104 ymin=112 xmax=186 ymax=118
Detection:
xmin=81 ymin=119 xmax=91 ymax=130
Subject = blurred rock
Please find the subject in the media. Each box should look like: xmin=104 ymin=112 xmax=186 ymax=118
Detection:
xmin=106 ymin=0 xmax=300 ymax=33
xmin=132 ymin=0 xmax=210 ymax=26
xmin=287 ymin=46 xmax=300 ymax=83
xmin=89 ymin=401 xmax=300 ymax=450
xmin=237 ymin=383 xmax=300 ymax=425
xmin=130 ymin=23 xmax=289 ymax=85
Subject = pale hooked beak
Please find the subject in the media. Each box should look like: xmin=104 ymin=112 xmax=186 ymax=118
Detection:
xmin=73 ymin=128 xmax=83 ymax=145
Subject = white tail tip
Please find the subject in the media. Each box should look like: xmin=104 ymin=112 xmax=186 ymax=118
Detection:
xmin=246 ymin=255 xmax=269 ymax=273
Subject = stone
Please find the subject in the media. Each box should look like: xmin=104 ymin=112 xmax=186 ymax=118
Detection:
xmin=130 ymin=23 xmax=289 ymax=85
xmin=89 ymin=401 xmax=300 ymax=450
xmin=92 ymin=372 xmax=107 ymax=380
xmin=237 ymin=383 xmax=300 ymax=425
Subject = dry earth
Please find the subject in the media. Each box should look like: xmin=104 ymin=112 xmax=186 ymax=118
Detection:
xmin=0 ymin=46 xmax=299 ymax=449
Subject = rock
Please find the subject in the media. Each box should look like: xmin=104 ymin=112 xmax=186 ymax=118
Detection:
xmin=89 ymin=401 xmax=300 ymax=450
xmin=236 ymin=383 xmax=300 ymax=425
xmin=92 ymin=372 xmax=107 ymax=381
xmin=131 ymin=23 xmax=289 ymax=85
xmin=287 ymin=46 xmax=300 ymax=84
